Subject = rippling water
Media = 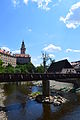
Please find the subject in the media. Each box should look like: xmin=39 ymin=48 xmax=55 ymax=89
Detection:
xmin=0 ymin=83 xmax=80 ymax=120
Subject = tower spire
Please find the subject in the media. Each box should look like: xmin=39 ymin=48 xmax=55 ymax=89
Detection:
xmin=20 ymin=40 xmax=26 ymax=54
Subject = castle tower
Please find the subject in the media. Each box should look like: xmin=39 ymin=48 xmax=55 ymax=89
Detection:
xmin=20 ymin=41 xmax=26 ymax=54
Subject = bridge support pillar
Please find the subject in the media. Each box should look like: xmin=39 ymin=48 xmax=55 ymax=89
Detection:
xmin=73 ymin=83 xmax=79 ymax=89
xmin=42 ymin=80 xmax=50 ymax=97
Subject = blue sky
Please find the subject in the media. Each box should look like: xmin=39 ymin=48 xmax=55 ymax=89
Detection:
xmin=0 ymin=0 xmax=80 ymax=66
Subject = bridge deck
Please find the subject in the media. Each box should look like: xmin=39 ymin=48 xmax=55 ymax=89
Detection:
xmin=0 ymin=73 xmax=80 ymax=83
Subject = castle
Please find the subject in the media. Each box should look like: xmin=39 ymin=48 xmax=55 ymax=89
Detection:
xmin=15 ymin=41 xmax=31 ymax=65
xmin=0 ymin=41 xmax=31 ymax=67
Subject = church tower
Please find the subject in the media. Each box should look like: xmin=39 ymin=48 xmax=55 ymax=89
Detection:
xmin=20 ymin=41 xmax=26 ymax=54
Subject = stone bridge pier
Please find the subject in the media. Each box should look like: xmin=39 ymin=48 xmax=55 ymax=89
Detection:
xmin=73 ymin=79 xmax=80 ymax=89
xmin=42 ymin=80 xmax=50 ymax=97
xmin=42 ymin=78 xmax=80 ymax=96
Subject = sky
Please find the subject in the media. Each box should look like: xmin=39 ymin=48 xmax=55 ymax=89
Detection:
xmin=0 ymin=0 xmax=80 ymax=66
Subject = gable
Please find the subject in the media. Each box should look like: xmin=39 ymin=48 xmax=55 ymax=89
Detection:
xmin=47 ymin=59 xmax=73 ymax=73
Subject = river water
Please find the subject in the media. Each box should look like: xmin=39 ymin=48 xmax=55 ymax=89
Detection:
xmin=0 ymin=83 xmax=80 ymax=120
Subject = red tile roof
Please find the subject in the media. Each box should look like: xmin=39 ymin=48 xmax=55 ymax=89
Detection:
xmin=0 ymin=49 xmax=10 ymax=55
xmin=0 ymin=49 xmax=31 ymax=58
xmin=0 ymin=49 xmax=15 ymax=57
xmin=15 ymin=54 xmax=30 ymax=58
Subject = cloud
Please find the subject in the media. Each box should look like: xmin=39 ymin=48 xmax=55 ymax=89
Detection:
xmin=66 ymin=48 xmax=80 ymax=53
xmin=43 ymin=44 xmax=61 ymax=52
xmin=53 ymin=3 xmax=58 ymax=7
xmin=26 ymin=27 xmax=32 ymax=32
xmin=52 ymin=0 xmax=62 ymax=8
xmin=32 ymin=54 xmax=55 ymax=66
xmin=1 ymin=47 xmax=21 ymax=54
xmin=28 ymin=28 xmax=32 ymax=32
xmin=12 ymin=50 xmax=20 ymax=54
xmin=12 ymin=0 xmax=20 ymax=7
xmin=32 ymin=0 xmax=52 ymax=11
xmin=31 ymin=56 xmax=42 ymax=66
xmin=11 ymin=0 xmax=62 ymax=11
xmin=66 ymin=48 xmax=73 ymax=52
xmin=58 ymin=0 xmax=62 ymax=2
xmin=60 ymin=2 xmax=80 ymax=29
xmin=23 ymin=0 xmax=28 ymax=5
xmin=1 ymin=47 xmax=10 ymax=52
xmin=49 ymin=54 xmax=55 ymax=58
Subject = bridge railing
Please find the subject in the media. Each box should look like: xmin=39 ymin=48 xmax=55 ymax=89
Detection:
xmin=0 ymin=73 xmax=80 ymax=82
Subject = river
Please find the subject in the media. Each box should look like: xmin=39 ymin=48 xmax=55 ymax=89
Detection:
xmin=0 ymin=82 xmax=80 ymax=120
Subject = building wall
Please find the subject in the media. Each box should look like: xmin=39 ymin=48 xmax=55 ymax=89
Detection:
xmin=0 ymin=53 xmax=16 ymax=67
xmin=16 ymin=57 xmax=31 ymax=64
xmin=61 ymin=68 xmax=76 ymax=74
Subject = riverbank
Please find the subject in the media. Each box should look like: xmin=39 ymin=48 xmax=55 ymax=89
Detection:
xmin=29 ymin=80 xmax=73 ymax=106
xmin=33 ymin=80 xmax=73 ymax=92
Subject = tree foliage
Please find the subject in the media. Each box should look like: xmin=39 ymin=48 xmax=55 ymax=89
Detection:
xmin=15 ymin=62 xmax=36 ymax=73
xmin=0 ymin=59 xmax=3 ymax=66
xmin=36 ymin=64 xmax=44 ymax=73
xmin=0 ymin=61 xmax=36 ymax=73
xmin=4 ymin=64 xmax=15 ymax=73
xmin=0 ymin=59 xmax=45 ymax=73
xmin=0 ymin=60 xmax=5 ymax=73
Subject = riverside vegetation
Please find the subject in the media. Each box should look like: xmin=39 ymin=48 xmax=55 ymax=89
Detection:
xmin=0 ymin=59 xmax=44 ymax=74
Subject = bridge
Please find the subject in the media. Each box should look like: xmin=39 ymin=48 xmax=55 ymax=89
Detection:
xmin=0 ymin=73 xmax=80 ymax=97
xmin=0 ymin=73 xmax=80 ymax=82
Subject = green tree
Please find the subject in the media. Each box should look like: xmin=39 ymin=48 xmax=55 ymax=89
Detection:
xmin=14 ymin=68 xmax=21 ymax=73
xmin=36 ymin=64 xmax=44 ymax=73
xmin=0 ymin=59 xmax=3 ymax=66
xmin=0 ymin=59 xmax=5 ymax=73
xmin=15 ymin=62 xmax=36 ymax=73
xmin=25 ymin=62 xmax=36 ymax=73
xmin=4 ymin=64 xmax=15 ymax=73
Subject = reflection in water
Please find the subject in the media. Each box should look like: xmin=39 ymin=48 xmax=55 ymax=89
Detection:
xmin=41 ymin=104 xmax=52 ymax=120
xmin=38 ymin=98 xmax=79 ymax=120
xmin=5 ymin=101 xmax=43 ymax=120
xmin=3 ymin=83 xmax=31 ymax=106
xmin=0 ymin=83 xmax=80 ymax=120
xmin=61 ymin=106 xmax=80 ymax=120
